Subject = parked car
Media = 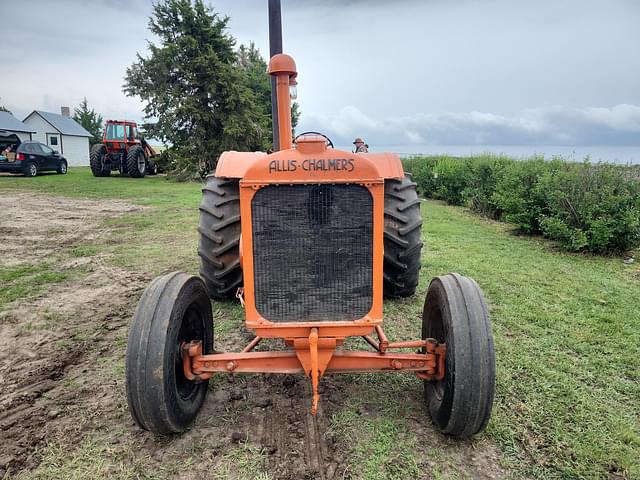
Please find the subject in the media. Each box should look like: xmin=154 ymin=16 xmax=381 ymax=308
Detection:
xmin=0 ymin=140 xmax=67 ymax=177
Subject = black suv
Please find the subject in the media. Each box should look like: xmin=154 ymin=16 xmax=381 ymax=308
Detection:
xmin=0 ymin=141 xmax=68 ymax=177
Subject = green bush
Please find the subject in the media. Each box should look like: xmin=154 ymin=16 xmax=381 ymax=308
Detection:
xmin=492 ymin=157 xmax=560 ymax=233
xmin=432 ymin=156 xmax=470 ymax=205
xmin=403 ymin=156 xmax=437 ymax=197
xmin=462 ymin=155 xmax=510 ymax=218
xmin=403 ymin=155 xmax=640 ymax=254
xmin=536 ymin=162 xmax=640 ymax=252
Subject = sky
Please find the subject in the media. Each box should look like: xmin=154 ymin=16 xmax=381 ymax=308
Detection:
xmin=1 ymin=0 xmax=639 ymax=151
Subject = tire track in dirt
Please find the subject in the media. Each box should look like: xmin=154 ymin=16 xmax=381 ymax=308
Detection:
xmin=0 ymin=193 xmax=147 ymax=477
xmin=0 ymin=192 xmax=508 ymax=479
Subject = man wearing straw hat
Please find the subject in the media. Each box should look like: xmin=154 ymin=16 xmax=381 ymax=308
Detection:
xmin=353 ymin=137 xmax=369 ymax=153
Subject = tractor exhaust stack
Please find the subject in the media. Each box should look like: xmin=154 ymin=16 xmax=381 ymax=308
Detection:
xmin=268 ymin=54 xmax=296 ymax=151
xmin=268 ymin=0 xmax=283 ymax=151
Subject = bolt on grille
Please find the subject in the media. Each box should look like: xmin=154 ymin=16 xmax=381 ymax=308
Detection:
xmin=251 ymin=184 xmax=373 ymax=322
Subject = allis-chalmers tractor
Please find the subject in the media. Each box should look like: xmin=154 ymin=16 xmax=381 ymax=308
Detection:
xmin=90 ymin=120 xmax=158 ymax=178
xmin=125 ymin=16 xmax=495 ymax=440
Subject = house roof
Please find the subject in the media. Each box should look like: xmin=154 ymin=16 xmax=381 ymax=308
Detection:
xmin=0 ymin=111 xmax=35 ymax=133
xmin=24 ymin=110 xmax=92 ymax=137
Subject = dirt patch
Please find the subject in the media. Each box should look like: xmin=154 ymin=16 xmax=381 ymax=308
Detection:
xmin=0 ymin=194 xmax=147 ymax=476
xmin=0 ymin=192 xmax=507 ymax=479
xmin=0 ymin=193 xmax=145 ymax=267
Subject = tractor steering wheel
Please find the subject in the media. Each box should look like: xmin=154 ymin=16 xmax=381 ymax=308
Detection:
xmin=294 ymin=131 xmax=335 ymax=148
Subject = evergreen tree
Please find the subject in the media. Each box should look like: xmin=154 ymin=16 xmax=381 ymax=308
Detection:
xmin=124 ymin=0 xmax=267 ymax=178
xmin=237 ymin=42 xmax=301 ymax=148
xmin=72 ymin=98 xmax=103 ymax=145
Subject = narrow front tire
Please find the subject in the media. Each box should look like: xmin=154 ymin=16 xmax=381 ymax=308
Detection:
xmin=422 ymin=273 xmax=495 ymax=438
xmin=125 ymin=272 xmax=213 ymax=434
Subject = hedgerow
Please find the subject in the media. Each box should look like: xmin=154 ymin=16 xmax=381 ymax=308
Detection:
xmin=403 ymin=155 xmax=640 ymax=254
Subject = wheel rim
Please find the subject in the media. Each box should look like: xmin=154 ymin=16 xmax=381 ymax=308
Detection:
xmin=175 ymin=304 xmax=206 ymax=400
xmin=30 ymin=164 xmax=36 ymax=176
xmin=426 ymin=305 xmax=446 ymax=401
xmin=61 ymin=163 xmax=67 ymax=173
xmin=138 ymin=154 xmax=145 ymax=174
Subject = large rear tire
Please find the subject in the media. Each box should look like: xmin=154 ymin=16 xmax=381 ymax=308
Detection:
xmin=125 ymin=272 xmax=213 ymax=435
xmin=90 ymin=144 xmax=110 ymax=177
xmin=198 ymin=176 xmax=242 ymax=299
xmin=126 ymin=145 xmax=146 ymax=178
xmin=383 ymin=176 xmax=423 ymax=297
xmin=422 ymin=273 xmax=495 ymax=438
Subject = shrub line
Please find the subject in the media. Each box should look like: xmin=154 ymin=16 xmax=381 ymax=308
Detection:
xmin=403 ymin=155 xmax=640 ymax=254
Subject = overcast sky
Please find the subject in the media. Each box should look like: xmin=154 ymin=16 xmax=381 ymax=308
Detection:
xmin=1 ymin=0 xmax=639 ymax=149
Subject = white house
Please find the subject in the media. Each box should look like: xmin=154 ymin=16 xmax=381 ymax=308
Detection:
xmin=23 ymin=108 xmax=92 ymax=166
xmin=0 ymin=111 xmax=35 ymax=142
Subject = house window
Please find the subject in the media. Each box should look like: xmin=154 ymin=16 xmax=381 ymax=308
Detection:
xmin=49 ymin=136 xmax=58 ymax=146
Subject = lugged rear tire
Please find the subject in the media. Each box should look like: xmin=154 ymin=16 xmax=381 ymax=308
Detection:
xmin=125 ymin=272 xmax=213 ymax=434
xmin=198 ymin=176 xmax=242 ymax=299
xmin=383 ymin=176 xmax=423 ymax=297
xmin=90 ymin=144 xmax=111 ymax=177
xmin=422 ymin=273 xmax=495 ymax=438
xmin=126 ymin=145 xmax=146 ymax=178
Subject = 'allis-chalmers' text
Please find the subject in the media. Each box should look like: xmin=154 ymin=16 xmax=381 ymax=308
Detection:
xmin=268 ymin=158 xmax=355 ymax=173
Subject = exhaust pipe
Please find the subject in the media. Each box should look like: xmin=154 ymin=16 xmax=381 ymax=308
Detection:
xmin=268 ymin=0 xmax=283 ymax=151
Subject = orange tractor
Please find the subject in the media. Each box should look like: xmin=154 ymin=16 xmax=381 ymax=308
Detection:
xmin=90 ymin=120 xmax=158 ymax=177
xmin=125 ymin=6 xmax=495 ymax=439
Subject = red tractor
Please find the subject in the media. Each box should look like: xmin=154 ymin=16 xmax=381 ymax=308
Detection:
xmin=90 ymin=120 xmax=158 ymax=177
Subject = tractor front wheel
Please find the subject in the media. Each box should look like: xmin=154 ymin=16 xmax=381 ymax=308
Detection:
xmin=126 ymin=145 xmax=146 ymax=178
xmin=422 ymin=273 xmax=495 ymax=438
xmin=146 ymin=158 xmax=158 ymax=175
xmin=125 ymin=272 xmax=213 ymax=434
xmin=89 ymin=144 xmax=111 ymax=177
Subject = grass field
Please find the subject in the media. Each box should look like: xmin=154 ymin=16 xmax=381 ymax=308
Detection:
xmin=1 ymin=168 xmax=638 ymax=479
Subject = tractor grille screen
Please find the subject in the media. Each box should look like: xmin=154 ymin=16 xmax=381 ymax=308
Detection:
xmin=251 ymin=184 xmax=373 ymax=322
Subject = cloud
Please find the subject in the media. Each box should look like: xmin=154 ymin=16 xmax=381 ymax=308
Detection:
xmin=298 ymin=104 xmax=640 ymax=147
xmin=1 ymin=0 xmax=638 ymax=150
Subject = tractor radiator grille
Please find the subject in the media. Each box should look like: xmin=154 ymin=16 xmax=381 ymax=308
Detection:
xmin=251 ymin=184 xmax=373 ymax=322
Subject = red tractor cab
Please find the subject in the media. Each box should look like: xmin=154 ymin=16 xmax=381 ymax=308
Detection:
xmin=90 ymin=120 xmax=158 ymax=178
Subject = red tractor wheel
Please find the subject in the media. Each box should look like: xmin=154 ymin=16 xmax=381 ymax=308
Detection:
xmin=126 ymin=145 xmax=146 ymax=178
xmin=90 ymin=144 xmax=111 ymax=177
xmin=422 ymin=273 xmax=495 ymax=438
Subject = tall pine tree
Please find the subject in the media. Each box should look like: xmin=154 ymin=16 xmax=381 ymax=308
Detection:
xmin=72 ymin=98 xmax=103 ymax=145
xmin=124 ymin=0 xmax=267 ymax=178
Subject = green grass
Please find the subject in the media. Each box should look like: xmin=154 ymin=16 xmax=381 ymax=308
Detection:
xmin=213 ymin=445 xmax=273 ymax=480
xmin=418 ymin=202 xmax=640 ymax=479
xmin=0 ymin=263 xmax=69 ymax=309
xmin=0 ymin=167 xmax=204 ymax=274
xmin=2 ymin=168 xmax=639 ymax=479
xmin=329 ymin=400 xmax=421 ymax=479
xmin=0 ymin=167 xmax=201 ymax=208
